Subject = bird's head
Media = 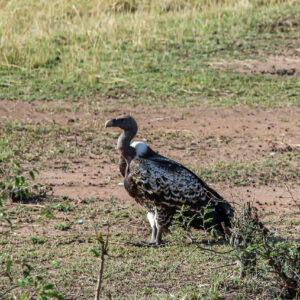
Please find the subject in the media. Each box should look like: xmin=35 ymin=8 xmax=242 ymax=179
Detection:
xmin=105 ymin=115 xmax=138 ymax=160
xmin=105 ymin=115 xmax=138 ymax=132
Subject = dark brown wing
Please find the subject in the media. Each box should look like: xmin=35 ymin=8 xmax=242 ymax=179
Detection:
xmin=128 ymin=157 xmax=226 ymax=207
xmin=125 ymin=152 xmax=233 ymax=229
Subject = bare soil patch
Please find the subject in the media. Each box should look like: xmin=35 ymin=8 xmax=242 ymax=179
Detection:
xmin=210 ymin=56 xmax=300 ymax=76
xmin=0 ymin=99 xmax=299 ymax=218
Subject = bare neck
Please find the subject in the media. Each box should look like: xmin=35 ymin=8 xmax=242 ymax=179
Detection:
xmin=117 ymin=130 xmax=136 ymax=163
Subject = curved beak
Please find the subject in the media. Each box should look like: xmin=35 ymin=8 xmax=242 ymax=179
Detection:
xmin=105 ymin=118 xmax=116 ymax=128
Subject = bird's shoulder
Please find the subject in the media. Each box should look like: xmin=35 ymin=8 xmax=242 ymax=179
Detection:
xmin=129 ymin=143 xmax=201 ymax=186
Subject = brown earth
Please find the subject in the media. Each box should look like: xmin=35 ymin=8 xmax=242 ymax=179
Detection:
xmin=210 ymin=56 xmax=300 ymax=76
xmin=0 ymin=99 xmax=299 ymax=220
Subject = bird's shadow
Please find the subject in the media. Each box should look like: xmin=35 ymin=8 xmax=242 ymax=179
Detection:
xmin=189 ymin=238 xmax=228 ymax=246
xmin=126 ymin=241 xmax=170 ymax=248
xmin=126 ymin=236 xmax=227 ymax=248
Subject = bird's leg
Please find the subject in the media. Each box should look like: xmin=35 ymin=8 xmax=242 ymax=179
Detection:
xmin=154 ymin=211 xmax=163 ymax=245
xmin=127 ymin=212 xmax=166 ymax=247
xmin=150 ymin=226 xmax=157 ymax=244
xmin=155 ymin=223 xmax=163 ymax=245
xmin=154 ymin=208 xmax=171 ymax=245
xmin=147 ymin=212 xmax=157 ymax=244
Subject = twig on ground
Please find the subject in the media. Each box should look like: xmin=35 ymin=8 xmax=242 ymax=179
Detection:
xmin=210 ymin=263 xmax=236 ymax=270
xmin=194 ymin=244 xmax=236 ymax=255
xmin=284 ymin=183 xmax=300 ymax=210
xmin=165 ymin=240 xmax=236 ymax=280
xmin=19 ymin=204 xmax=45 ymax=208
xmin=126 ymin=241 xmax=168 ymax=247
xmin=165 ymin=245 xmax=199 ymax=278
xmin=0 ymin=285 xmax=19 ymax=298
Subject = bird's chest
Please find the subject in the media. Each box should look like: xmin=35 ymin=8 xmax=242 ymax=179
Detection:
xmin=124 ymin=165 xmax=154 ymax=209
xmin=124 ymin=173 xmax=136 ymax=198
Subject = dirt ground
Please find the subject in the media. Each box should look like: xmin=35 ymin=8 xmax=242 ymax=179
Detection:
xmin=210 ymin=55 xmax=300 ymax=76
xmin=0 ymin=99 xmax=299 ymax=219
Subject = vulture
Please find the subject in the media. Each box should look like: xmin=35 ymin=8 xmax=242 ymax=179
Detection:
xmin=105 ymin=115 xmax=233 ymax=245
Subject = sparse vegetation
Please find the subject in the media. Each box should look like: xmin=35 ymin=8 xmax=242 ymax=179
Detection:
xmin=54 ymin=223 xmax=72 ymax=231
xmin=0 ymin=162 xmax=43 ymax=202
xmin=230 ymin=202 xmax=300 ymax=298
xmin=195 ymin=152 xmax=300 ymax=186
xmin=1 ymin=259 xmax=64 ymax=299
xmin=0 ymin=162 xmax=43 ymax=229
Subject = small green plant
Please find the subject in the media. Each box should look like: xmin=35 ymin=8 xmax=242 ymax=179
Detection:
xmin=40 ymin=206 xmax=55 ymax=219
xmin=54 ymin=202 xmax=73 ymax=212
xmin=54 ymin=222 xmax=72 ymax=231
xmin=3 ymin=259 xmax=64 ymax=299
xmin=1 ymin=161 xmax=41 ymax=228
xmin=30 ymin=236 xmax=48 ymax=244
xmin=144 ymin=288 xmax=153 ymax=295
xmin=0 ymin=161 xmax=43 ymax=203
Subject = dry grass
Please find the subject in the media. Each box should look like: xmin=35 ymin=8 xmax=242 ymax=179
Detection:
xmin=0 ymin=0 xmax=296 ymax=69
xmin=0 ymin=0 xmax=299 ymax=104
